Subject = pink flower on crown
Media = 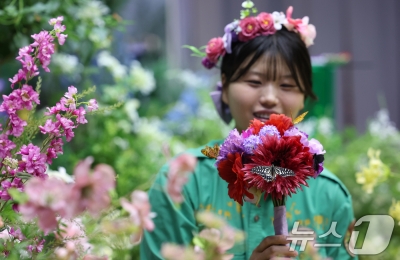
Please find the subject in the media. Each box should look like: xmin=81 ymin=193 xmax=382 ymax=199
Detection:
xmin=256 ymin=12 xmax=276 ymax=35
xmin=297 ymin=18 xmax=316 ymax=47
xmin=284 ymin=6 xmax=303 ymax=31
xmin=238 ymin=16 xmax=260 ymax=42
xmin=206 ymin=37 xmax=226 ymax=63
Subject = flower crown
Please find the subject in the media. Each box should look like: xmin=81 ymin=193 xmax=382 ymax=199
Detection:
xmin=185 ymin=1 xmax=316 ymax=69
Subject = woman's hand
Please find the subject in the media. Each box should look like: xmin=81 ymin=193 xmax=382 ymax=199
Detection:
xmin=249 ymin=235 xmax=298 ymax=260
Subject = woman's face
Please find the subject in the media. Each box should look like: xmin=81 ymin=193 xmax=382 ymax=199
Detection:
xmin=222 ymin=55 xmax=305 ymax=132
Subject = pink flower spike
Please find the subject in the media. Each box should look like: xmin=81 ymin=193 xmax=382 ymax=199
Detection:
xmin=65 ymin=86 xmax=78 ymax=99
xmin=17 ymin=143 xmax=47 ymax=177
xmin=20 ymin=84 xmax=40 ymax=110
xmin=166 ymin=154 xmax=197 ymax=203
xmin=7 ymin=114 xmax=27 ymax=137
xmin=9 ymin=69 xmax=27 ymax=88
xmin=73 ymin=107 xmax=88 ymax=124
xmin=87 ymin=99 xmax=98 ymax=112
xmin=39 ymin=118 xmax=60 ymax=136
xmin=49 ymin=16 xmax=64 ymax=26
xmin=57 ymin=33 xmax=67 ymax=45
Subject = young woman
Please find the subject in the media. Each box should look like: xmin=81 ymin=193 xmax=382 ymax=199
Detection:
xmin=141 ymin=5 xmax=356 ymax=260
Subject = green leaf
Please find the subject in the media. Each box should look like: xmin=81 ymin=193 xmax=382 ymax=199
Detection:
xmin=182 ymin=45 xmax=206 ymax=57
xmin=240 ymin=9 xmax=250 ymax=19
xmin=252 ymin=7 xmax=258 ymax=14
xmin=242 ymin=1 xmax=254 ymax=9
xmin=192 ymin=236 xmax=205 ymax=248
xmin=8 ymin=188 xmax=28 ymax=204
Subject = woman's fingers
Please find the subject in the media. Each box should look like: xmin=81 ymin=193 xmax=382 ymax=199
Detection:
xmin=254 ymin=235 xmax=289 ymax=252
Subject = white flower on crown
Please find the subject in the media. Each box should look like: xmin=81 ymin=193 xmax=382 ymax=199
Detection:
xmin=272 ymin=12 xmax=287 ymax=30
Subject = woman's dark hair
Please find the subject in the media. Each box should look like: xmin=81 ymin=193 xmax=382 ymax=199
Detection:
xmin=220 ymin=27 xmax=317 ymax=100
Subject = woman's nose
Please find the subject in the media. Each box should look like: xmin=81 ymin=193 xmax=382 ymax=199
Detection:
xmin=259 ymin=84 xmax=278 ymax=107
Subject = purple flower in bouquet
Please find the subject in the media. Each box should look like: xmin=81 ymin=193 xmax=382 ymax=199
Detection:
xmin=242 ymin=135 xmax=262 ymax=154
xmin=259 ymin=125 xmax=280 ymax=137
xmin=283 ymin=126 xmax=308 ymax=146
xmin=216 ymin=129 xmax=243 ymax=164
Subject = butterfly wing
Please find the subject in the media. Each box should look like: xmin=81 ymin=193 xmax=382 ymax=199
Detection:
xmin=201 ymin=144 xmax=220 ymax=159
xmin=274 ymin=166 xmax=296 ymax=178
xmin=251 ymin=166 xmax=273 ymax=182
xmin=293 ymin=111 xmax=309 ymax=124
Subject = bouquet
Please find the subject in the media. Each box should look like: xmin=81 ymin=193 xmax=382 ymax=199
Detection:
xmin=202 ymin=113 xmax=325 ymax=235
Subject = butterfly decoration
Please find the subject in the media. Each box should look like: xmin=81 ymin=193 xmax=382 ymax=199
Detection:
xmin=293 ymin=111 xmax=308 ymax=125
xmin=201 ymin=144 xmax=220 ymax=159
xmin=250 ymin=165 xmax=295 ymax=182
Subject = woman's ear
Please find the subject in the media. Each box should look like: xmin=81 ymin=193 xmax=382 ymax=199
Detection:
xmin=221 ymin=74 xmax=229 ymax=104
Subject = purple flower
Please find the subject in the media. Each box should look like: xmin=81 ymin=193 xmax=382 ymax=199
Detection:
xmin=243 ymin=135 xmax=262 ymax=154
xmin=241 ymin=128 xmax=253 ymax=138
xmin=283 ymin=126 xmax=308 ymax=146
xmin=216 ymin=129 xmax=243 ymax=165
xmin=202 ymin=57 xmax=216 ymax=69
xmin=260 ymin=125 xmax=280 ymax=138
xmin=222 ymin=21 xmax=239 ymax=53
xmin=308 ymin=138 xmax=326 ymax=154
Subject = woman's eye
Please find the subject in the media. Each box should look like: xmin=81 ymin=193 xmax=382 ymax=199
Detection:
xmin=247 ymin=80 xmax=262 ymax=85
xmin=280 ymin=84 xmax=296 ymax=88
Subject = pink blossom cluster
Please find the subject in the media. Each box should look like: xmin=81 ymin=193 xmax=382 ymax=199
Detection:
xmin=166 ymin=153 xmax=197 ymax=203
xmin=0 ymin=224 xmax=45 ymax=257
xmin=120 ymin=190 xmax=156 ymax=244
xmin=54 ymin=218 xmax=92 ymax=259
xmin=162 ymin=212 xmax=242 ymax=260
xmin=19 ymin=158 xmax=116 ymax=233
xmin=38 ymin=86 xmax=99 ymax=164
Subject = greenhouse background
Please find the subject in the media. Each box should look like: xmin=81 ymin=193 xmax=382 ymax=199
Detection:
xmin=1 ymin=0 xmax=400 ymax=259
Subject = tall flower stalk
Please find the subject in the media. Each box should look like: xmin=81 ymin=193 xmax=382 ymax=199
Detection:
xmin=0 ymin=16 xmax=98 ymax=215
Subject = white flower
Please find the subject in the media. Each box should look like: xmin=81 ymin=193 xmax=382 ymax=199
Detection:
xmin=128 ymin=61 xmax=156 ymax=95
xmin=368 ymin=109 xmax=398 ymax=139
xmin=89 ymin=27 xmax=111 ymax=48
xmin=76 ymin=0 xmax=109 ymax=26
xmin=272 ymin=11 xmax=287 ymax=30
xmin=317 ymin=117 xmax=334 ymax=136
xmin=124 ymin=99 xmax=141 ymax=123
xmin=46 ymin=166 xmax=74 ymax=183
xmin=97 ymin=51 xmax=127 ymax=80
xmin=52 ymin=53 xmax=81 ymax=74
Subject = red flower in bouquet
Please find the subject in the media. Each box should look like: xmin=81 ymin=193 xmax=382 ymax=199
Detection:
xmin=263 ymin=114 xmax=293 ymax=135
xmin=217 ymin=152 xmax=253 ymax=205
xmin=243 ymin=135 xmax=314 ymax=200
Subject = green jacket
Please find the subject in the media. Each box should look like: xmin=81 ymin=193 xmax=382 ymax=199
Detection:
xmin=140 ymin=140 xmax=357 ymax=260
